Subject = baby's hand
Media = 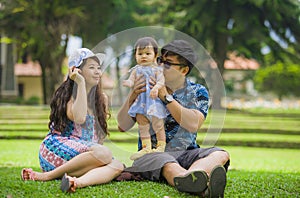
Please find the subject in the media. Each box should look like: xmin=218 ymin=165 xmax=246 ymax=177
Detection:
xmin=150 ymin=88 xmax=158 ymax=99
xmin=123 ymin=80 xmax=133 ymax=87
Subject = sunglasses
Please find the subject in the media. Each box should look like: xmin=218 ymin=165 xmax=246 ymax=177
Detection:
xmin=157 ymin=56 xmax=186 ymax=69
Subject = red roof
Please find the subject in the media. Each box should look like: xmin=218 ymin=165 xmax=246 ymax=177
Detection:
xmin=224 ymin=52 xmax=260 ymax=70
xmin=15 ymin=61 xmax=42 ymax=76
xmin=14 ymin=61 xmax=114 ymax=89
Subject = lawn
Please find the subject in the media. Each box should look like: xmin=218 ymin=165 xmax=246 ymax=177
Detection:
xmin=0 ymin=105 xmax=299 ymax=197
xmin=0 ymin=140 xmax=299 ymax=197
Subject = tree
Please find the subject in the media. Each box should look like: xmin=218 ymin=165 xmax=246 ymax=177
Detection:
xmin=0 ymin=0 xmax=114 ymax=104
xmin=94 ymin=0 xmax=153 ymax=105
xmin=134 ymin=0 xmax=300 ymax=108
xmin=2 ymin=0 xmax=300 ymax=106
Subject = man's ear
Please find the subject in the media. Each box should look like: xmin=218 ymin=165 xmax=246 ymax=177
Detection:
xmin=181 ymin=66 xmax=189 ymax=75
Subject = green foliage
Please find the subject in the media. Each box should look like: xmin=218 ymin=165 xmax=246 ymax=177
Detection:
xmin=24 ymin=96 xmax=40 ymax=105
xmin=0 ymin=96 xmax=40 ymax=105
xmin=1 ymin=0 xmax=300 ymax=107
xmin=0 ymin=0 xmax=116 ymax=104
xmin=134 ymin=0 xmax=300 ymax=107
xmin=224 ymin=79 xmax=234 ymax=93
xmin=0 ymin=97 xmax=23 ymax=104
xmin=254 ymin=62 xmax=300 ymax=99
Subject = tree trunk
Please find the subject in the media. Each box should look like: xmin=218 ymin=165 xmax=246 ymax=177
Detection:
xmin=210 ymin=0 xmax=229 ymax=109
xmin=39 ymin=49 xmax=65 ymax=104
xmin=115 ymin=57 xmax=123 ymax=106
xmin=40 ymin=64 xmax=47 ymax=104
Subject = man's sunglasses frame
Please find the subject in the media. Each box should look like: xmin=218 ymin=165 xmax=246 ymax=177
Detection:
xmin=157 ymin=56 xmax=186 ymax=69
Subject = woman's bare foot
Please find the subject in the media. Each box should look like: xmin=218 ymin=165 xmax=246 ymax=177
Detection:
xmin=21 ymin=168 xmax=36 ymax=181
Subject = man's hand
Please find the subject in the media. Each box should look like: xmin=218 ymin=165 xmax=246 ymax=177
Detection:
xmin=129 ymin=74 xmax=146 ymax=105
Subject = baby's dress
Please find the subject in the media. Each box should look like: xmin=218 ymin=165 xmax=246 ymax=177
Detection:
xmin=39 ymin=114 xmax=99 ymax=172
xmin=128 ymin=65 xmax=168 ymax=120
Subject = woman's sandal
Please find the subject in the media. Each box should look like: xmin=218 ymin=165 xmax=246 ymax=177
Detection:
xmin=60 ymin=173 xmax=77 ymax=193
xmin=21 ymin=168 xmax=35 ymax=181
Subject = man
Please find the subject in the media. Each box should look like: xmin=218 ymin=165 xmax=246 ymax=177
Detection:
xmin=117 ymin=40 xmax=230 ymax=197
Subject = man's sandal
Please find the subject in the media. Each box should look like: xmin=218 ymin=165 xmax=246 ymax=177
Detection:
xmin=60 ymin=173 xmax=77 ymax=193
xmin=174 ymin=170 xmax=208 ymax=194
xmin=208 ymin=165 xmax=227 ymax=198
xmin=21 ymin=168 xmax=35 ymax=181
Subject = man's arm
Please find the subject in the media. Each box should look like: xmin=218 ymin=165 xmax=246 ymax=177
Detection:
xmin=117 ymin=74 xmax=146 ymax=131
xmin=117 ymin=91 xmax=136 ymax=132
xmin=158 ymin=86 xmax=205 ymax=132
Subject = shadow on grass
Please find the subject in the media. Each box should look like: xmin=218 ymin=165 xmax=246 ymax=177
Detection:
xmin=1 ymin=167 xmax=299 ymax=198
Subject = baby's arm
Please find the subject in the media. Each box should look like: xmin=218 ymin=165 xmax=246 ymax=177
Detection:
xmin=123 ymin=69 xmax=137 ymax=88
xmin=150 ymin=69 xmax=165 ymax=99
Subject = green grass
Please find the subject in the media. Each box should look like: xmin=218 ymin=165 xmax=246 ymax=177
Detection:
xmin=0 ymin=105 xmax=300 ymax=197
xmin=1 ymin=140 xmax=300 ymax=173
xmin=1 ymin=168 xmax=299 ymax=197
xmin=1 ymin=106 xmax=300 ymax=150
xmin=107 ymin=132 xmax=300 ymax=150
xmin=0 ymin=140 xmax=299 ymax=197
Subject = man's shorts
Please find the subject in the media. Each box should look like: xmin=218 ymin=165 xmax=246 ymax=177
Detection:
xmin=122 ymin=147 xmax=229 ymax=182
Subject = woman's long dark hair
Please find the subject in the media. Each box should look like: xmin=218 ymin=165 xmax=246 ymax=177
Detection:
xmin=48 ymin=57 xmax=109 ymax=139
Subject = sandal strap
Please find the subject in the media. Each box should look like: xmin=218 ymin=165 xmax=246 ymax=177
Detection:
xmin=61 ymin=173 xmax=77 ymax=193
xmin=69 ymin=176 xmax=77 ymax=192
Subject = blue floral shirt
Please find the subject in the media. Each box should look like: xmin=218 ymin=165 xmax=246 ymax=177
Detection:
xmin=138 ymin=78 xmax=209 ymax=151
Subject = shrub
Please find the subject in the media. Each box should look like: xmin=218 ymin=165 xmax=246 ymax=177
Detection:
xmin=25 ymin=96 xmax=40 ymax=105
xmin=254 ymin=62 xmax=300 ymax=99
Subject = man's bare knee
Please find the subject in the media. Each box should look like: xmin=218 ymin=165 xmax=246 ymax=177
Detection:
xmin=210 ymin=151 xmax=230 ymax=164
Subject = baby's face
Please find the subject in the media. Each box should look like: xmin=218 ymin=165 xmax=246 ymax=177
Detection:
xmin=135 ymin=46 xmax=156 ymax=66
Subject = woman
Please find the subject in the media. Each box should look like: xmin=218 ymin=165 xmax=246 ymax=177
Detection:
xmin=21 ymin=48 xmax=124 ymax=193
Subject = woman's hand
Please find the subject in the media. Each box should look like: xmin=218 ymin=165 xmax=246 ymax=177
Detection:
xmin=69 ymin=66 xmax=84 ymax=84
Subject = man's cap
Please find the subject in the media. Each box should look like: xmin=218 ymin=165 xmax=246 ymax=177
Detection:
xmin=162 ymin=40 xmax=197 ymax=66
